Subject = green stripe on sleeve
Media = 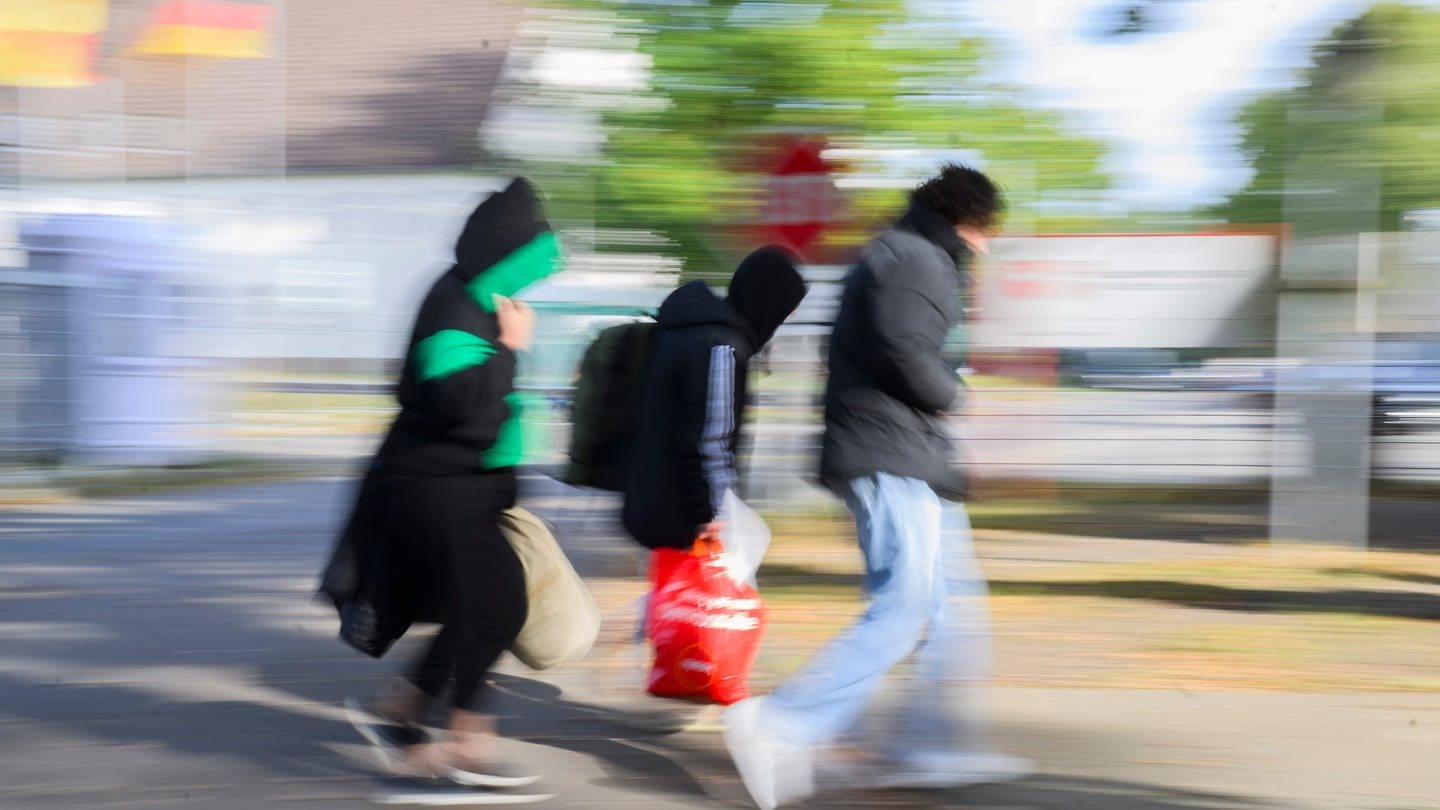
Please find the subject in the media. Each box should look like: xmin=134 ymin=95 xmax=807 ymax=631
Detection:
xmin=414 ymin=329 xmax=498 ymax=382
xmin=481 ymin=392 xmax=526 ymax=469
xmin=466 ymin=231 xmax=564 ymax=312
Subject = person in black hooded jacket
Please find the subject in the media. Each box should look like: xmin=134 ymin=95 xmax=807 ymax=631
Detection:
xmin=334 ymin=178 xmax=561 ymax=788
xmin=622 ymin=246 xmax=808 ymax=550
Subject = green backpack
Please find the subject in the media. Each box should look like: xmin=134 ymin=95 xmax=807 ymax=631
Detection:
xmin=564 ymin=320 xmax=656 ymax=491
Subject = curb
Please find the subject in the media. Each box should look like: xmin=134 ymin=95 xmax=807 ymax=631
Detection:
xmin=0 ymin=458 xmax=354 ymax=506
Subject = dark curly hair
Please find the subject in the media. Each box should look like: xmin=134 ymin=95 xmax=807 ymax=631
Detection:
xmin=911 ymin=164 xmax=1004 ymax=230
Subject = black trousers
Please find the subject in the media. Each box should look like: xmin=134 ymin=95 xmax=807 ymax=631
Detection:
xmin=378 ymin=471 xmax=528 ymax=711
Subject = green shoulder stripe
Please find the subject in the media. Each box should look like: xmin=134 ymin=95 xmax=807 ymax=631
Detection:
xmin=466 ymin=231 xmax=564 ymax=312
xmin=414 ymin=329 xmax=498 ymax=382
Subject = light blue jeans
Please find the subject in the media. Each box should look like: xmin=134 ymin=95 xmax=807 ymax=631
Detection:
xmin=764 ymin=473 xmax=993 ymax=753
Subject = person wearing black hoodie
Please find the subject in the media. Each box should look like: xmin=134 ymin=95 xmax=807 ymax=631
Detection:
xmin=332 ymin=178 xmax=561 ymax=789
xmin=621 ymin=246 xmax=808 ymax=551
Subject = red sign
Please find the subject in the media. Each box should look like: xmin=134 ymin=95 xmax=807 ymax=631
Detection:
xmin=758 ymin=138 xmax=841 ymax=258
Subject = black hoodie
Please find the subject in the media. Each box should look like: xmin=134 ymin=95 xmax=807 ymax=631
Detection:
xmin=622 ymin=250 xmax=807 ymax=550
xmin=320 ymin=179 xmax=563 ymax=656
xmin=376 ymin=178 xmax=564 ymax=476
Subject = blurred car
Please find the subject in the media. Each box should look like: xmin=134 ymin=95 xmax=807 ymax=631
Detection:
xmin=1072 ymin=349 xmax=1185 ymax=390
xmin=1063 ymin=337 xmax=1440 ymax=435
xmin=1370 ymin=337 xmax=1440 ymax=435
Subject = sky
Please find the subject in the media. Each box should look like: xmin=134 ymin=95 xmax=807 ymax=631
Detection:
xmin=964 ymin=0 xmax=1440 ymax=211
xmin=510 ymin=0 xmax=1439 ymax=213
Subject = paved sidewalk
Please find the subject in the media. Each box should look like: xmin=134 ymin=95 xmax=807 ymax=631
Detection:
xmin=0 ymin=477 xmax=1436 ymax=809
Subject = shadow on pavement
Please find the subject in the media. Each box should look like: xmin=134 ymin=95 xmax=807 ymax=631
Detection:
xmin=943 ymin=774 xmax=1281 ymax=809
xmin=1324 ymin=568 xmax=1440 ymax=587
xmin=968 ymin=494 xmax=1440 ymax=554
xmin=0 ymin=477 xmax=1302 ymax=808
xmin=989 ymin=578 xmax=1440 ymax=620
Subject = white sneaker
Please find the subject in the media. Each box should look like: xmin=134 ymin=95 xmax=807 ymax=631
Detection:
xmin=876 ymin=750 xmax=1032 ymax=790
xmin=725 ymin=699 xmax=777 ymax=809
xmin=723 ymin=698 xmax=815 ymax=809
xmin=771 ymin=743 xmax=816 ymax=808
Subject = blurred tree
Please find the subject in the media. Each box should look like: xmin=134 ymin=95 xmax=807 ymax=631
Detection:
xmin=1217 ymin=3 xmax=1440 ymax=234
xmin=498 ymin=0 xmax=1109 ymax=279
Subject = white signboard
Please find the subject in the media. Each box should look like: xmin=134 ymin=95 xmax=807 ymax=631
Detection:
xmin=972 ymin=233 xmax=1279 ymax=349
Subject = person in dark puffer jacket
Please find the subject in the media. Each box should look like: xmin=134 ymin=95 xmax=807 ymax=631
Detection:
xmin=724 ymin=166 xmax=1030 ymax=810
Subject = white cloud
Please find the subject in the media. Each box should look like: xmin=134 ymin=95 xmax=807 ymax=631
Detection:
xmin=966 ymin=0 xmax=1431 ymax=209
xmin=529 ymin=48 xmax=651 ymax=93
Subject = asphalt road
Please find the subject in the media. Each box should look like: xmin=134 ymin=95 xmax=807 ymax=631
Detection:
xmin=1 ymin=477 xmax=1438 ymax=809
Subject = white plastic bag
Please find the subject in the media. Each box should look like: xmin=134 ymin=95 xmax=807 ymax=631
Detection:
xmin=717 ymin=489 xmax=771 ymax=587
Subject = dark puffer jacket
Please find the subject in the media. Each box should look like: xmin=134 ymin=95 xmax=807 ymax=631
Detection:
xmin=819 ymin=200 xmax=968 ymax=495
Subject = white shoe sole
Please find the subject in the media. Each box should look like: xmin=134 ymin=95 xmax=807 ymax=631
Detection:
xmin=372 ymin=787 xmax=554 ymax=806
xmin=443 ymin=767 xmax=543 ymax=789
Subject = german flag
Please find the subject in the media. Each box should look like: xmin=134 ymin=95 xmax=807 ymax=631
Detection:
xmin=0 ymin=0 xmax=108 ymax=88
xmin=133 ymin=1 xmax=270 ymax=59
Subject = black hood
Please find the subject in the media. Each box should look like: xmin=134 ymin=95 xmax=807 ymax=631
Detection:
xmin=897 ymin=199 xmax=967 ymax=263
xmin=726 ymin=246 xmax=808 ymax=349
xmin=450 ymin=177 xmax=564 ymax=309
xmin=657 ymin=280 xmax=744 ymax=335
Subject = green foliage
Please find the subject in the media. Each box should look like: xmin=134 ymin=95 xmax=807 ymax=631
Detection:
xmin=1216 ymin=3 xmax=1440 ymax=234
xmin=510 ymin=0 xmax=1109 ymax=279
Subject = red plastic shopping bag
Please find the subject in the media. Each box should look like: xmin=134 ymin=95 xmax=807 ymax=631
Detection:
xmin=645 ymin=539 xmax=766 ymax=705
